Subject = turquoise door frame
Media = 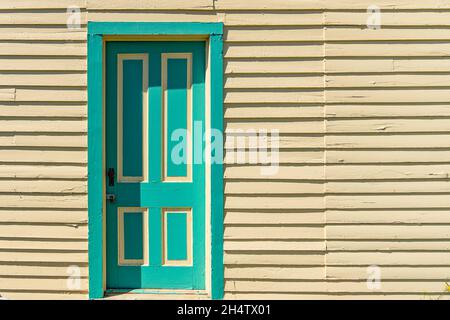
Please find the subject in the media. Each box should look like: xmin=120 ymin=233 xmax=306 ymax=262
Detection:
xmin=87 ymin=22 xmax=224 ymax=299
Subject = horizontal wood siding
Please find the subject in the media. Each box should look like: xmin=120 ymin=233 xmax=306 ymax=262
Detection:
xmin=0 ymin=0 xmax=448 ymax=299
xmin=0 ymin=1 xmax=88 ymax=299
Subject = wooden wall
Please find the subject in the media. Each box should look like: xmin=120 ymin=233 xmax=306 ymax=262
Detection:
xmin=0 ymin=0 xmax=449 ymax=299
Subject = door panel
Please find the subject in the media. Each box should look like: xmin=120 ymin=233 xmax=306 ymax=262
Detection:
xmin=105 ymin=41 xmax=205 ymax=290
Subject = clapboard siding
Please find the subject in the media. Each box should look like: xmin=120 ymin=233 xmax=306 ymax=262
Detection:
xmin=0 ymin=1 xmax=448 ymax=300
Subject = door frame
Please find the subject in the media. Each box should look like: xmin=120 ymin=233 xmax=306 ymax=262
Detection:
xmin=87 ymin=22 xmax=224 ymax=299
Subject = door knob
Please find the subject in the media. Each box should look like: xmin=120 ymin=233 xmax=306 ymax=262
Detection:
xmin=107 ymin=168 xmax=115 ymax=186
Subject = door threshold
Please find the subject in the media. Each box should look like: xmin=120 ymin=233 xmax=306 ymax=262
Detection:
xmin=104 ymin=289 xmax=210 ymax=300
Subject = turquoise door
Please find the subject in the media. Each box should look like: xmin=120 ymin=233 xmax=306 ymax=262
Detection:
xmin=105 ymin=41 xmax=205 ymax=289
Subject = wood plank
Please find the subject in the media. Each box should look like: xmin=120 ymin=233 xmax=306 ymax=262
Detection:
xmin=225 ymin=106 xmax=323 ymax=118
xmin=327 ymin=118 xmax=450 ymax=133
xmin=0 ymin=43 xmax=86 ymax=56
xmin=0 ymin=239 xmax=87 ymax=251
xmin=225 ymin=165 xmax=324 ymax=180
xmin=326 ymin=181 xmax=450 ymax=194
xmin=0 ymin=135 xmax=86 ymax=148
xmin=326 ymin=74 xmax=450 ymax=88
xmin=225 ymin=90 xmax=324 ymax=104
xmin=0 ymin=180 xmax=86 ymax=193
xmin=325 ymin=12 xmax=450 ymax=26
xmin=225 ymin=60 xmax=323 ymax=74
xmin=327 ymin=266 xmax=450 ymax=280
xmin=0 ymin=195 xmax=87 ymax=208
xmin=0 ymin=292 xmax=87 ymax=300
xmin=0 ymin=73 xmax=86 ymax=87
xmin=0 ymin=278 xmax=88 ymax=291
xmin=326 ymin=105 xmax=450 ymax=118
xmin=0 ymin=0 xmax=86 ymax=9
xmin=0 ymin=165 xmax=86 ymax=179
xmin=225 ymin=181 xmax=323 ymax=194
xmin=326 ymin=134 xmax=450 ymax=149
xmin=224 ymin=253 xmax=324 ymax=266
xmin=225 ymin=28 xmax=323 ymax=42
xmin=14 ymin=89 xmax=86 ymax=102
xmin=87 ymin=0 xmax=213 ymax=10
xmin=327 ymin=150 xmax=450 ymax=164
xmin=327 ymin=252 xmax=450 ymax=265
xmin=0 ymin=150 xmax=86 ymax=164
xmin=0 ymin=104 xmax=86 ymax=118
xmin=326 ymin=43 xmax=450 ymax=57
xmin=0 ymin=224 xmax=87 ymax=240
xmin=327 ymin=89 xmax=450 ymax=103
xmin=0 ymin=210 xmax=87 ymax=224
xmin=222 ymin=13 xmax=323 ymax=26
xmin=0 ymin=120 xmax=86 ymax=133
xmin=326 ymin=164 xmax=450 ymax=180
xmin=0 ymin=58 xmax=86 ymax=71
xmin=327 ymin=241 xmax=450 ymax=252
xmin=224 ymin=226 xmax=324 ymax=240
xmin=327 ymin=194 xmax=450 ymax=209
xmin=225 ymin=75 xmax=323 ymax=89
xmin=225 ymin=196 xmax=324 ymax=209
xmin=326 ymin=58 xmax=450 ymax=73
xmin=326 ymin=226 xmax=450 ymax=240
xmin=226 ymin=120 xmax=324 ymax=133
xmin=326 ymin=210 xmax=450 ymax=224
xmin=326 ymin=28 xmax=450 ymax=41
xmin=224 ymin=211 xmax=324 ymax=225
xmin=225 ymin=44 xmax=324 ymax=58
xmin=0 ymin=264 xmax=88 ymax=277
xmin=224 ymin=241 xmax=325 ymax=252
xmin=225 ymin=266 xmax=324 ymax=279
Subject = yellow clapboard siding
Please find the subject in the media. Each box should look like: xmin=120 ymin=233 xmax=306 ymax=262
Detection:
xmin=0 ymin=278 xmax=88 ymax=291
xmin=326 ymin=210 xmax=450 ymax=224
xmin=0 ymin=239 xmax=87 ymax=251
xmin=327 ymin=252 xmax=450 ymax=266
xmin=225 ymin=44 xmax=324 ymax=59
xmin=87 ymin=0 xmax=213 ymax=10
xmin=225 ymin=165 xmax=324 ymax=180
xmin=327 ymin=89 xmax=450 ymax=103
xmin=327 ymin=266 xmax=450 ymax=280
xmin=326 ymin=181 xmax=450 ymax=194
xmin=0 ymin=13 xmax=86 ymax=25
xmin=0 ymin=180 xmax=86 ymax=193
xmin=225 ymin=76 xmax=323 ymax=89
xmin=327 ymin=118 xmax=450 ymax=133
xmin=0 ymin=224 xmax=87 ymax=240
xmin=0 ymin=264 xmax=88 ymax=277
xmin=222 ymin=13 xmax=323 ymax=26
xmin=326 ymin=226 xmax=450 ymax=240
xmin=325 ymin=11 xmax=450 ymax=26
xmin=326 ymin=164 xmax=450 ymax=180
xmin=0 ymin=0 xmax=86 ymax=9
xmin=224 ymin=293 xmax=450 ymax=300
xmin=326 ymin=58 xmax=450 ymax=73
xmin=327 ymin=241 xmax=450 ymax=252
xmin=225 ymin=181 xmax=323 ymax=194
xmin=0 ymin=210 xmax=87 ymax=224
xmin=0 ymin=291 xmax=87 ymax=300
xmin=224 ymin=211 xmax=324 ymax=225
xmin=224 ymin=226 xmax=324 ymax=240
xmin=0 ymin=105 xmax=86 ymax=118
xmin=225 ymin=90 xmax=324 ymax=104
xmin=0 ymin=43 xmax=86 ymax=56
xmin=327 ymin=195 xmax=450 ymax=209
xmin=14 ymin=89 xmax=86 ymax=102
xmin=326 ymin=43 xmax=450 ymax=57
xmin=0 ymin=73 xmax=86 ymax=87
xmin=224 ymin=253 xmax=324 ymax=266
xmin=0 ymin=195 xmax=86 ymax=208
xmin=0 ymin=120 xmax=86 ymax=133
xmin=225 ymin=60 xmax=323 ymax=74
xmin=225 ymin=266 xmax=324 ymax=279
xmin=326 ymin=74 xmax=450 ymax=88
xmin=326 ymin=28 xmax=450 ymax=41
xmin=327 ymin=150 xmax=450 ymax=164
xmin=0 ymin=135 xmax=86 ymax=148
xmin=226 ymin=135 xmax=323 ymax=150
xmin=326 ymin=134 xmax=450 ymax=149
xmin=0 ymin=58 xmax=86 ymax=71
xmin=225 ymin=28 xmax=323 ymax=42
xmin=0 ymin=150 xmax=86 ymax=164
xmin=0 ymin=165 xmax=86 ymax=179
xmin=224 ymin=151 xmax=323 ymax=165
xmin=226 ymin=120 xmax=324 ymax=133
xmin=0 ymin=29 xmax=86 ymax=41
xmin=225 ymin=196 xmax=324 ymax=209
xmin=225 ymin=106 xmax=323 ymax=118
xmin=224 ymin=241 xmax=325 ymax=252
xmin=225 ymin=280 xmax=326 ymax=293
xmin=0 ymin=89 xmax=15 ymax=101
xmin=326 ymin=105 xmax=450 ymax=118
